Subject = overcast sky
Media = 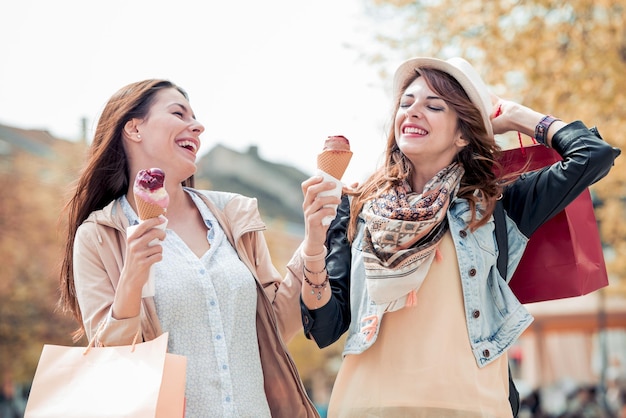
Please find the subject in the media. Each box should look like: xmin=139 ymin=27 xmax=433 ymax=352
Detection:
xmin=0 ymin=0 xmax=402 ymax=183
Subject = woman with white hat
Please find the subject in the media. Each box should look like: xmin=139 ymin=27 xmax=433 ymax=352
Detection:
xmin=294 ymin=57 xmax=620 ymax=417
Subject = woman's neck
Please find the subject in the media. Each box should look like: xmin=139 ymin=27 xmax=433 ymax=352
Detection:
xmin=410 ymin=160 xmax=456 ymax=194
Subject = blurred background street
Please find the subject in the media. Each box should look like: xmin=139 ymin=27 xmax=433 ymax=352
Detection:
xmin=2 ymin=0 xmax=626 ymax=417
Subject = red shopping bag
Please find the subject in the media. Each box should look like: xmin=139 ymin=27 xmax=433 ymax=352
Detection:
xmin=497 ymin=143 xmax=609 ymax=304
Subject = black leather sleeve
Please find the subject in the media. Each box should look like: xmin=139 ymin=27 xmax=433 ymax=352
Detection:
xmin=502 ymin=121 xmax=620 ymax=237
xmin=300 ymin=194 xmax=352 ymax=348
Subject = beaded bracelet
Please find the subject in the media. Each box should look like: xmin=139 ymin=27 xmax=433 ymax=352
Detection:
xmin=303 ymin=266 xmax=329 ymax=300
xmin=304 ymin=263 xmax=327 ymax=275
xmin=534 ymin=115 xmax=560 ymax=146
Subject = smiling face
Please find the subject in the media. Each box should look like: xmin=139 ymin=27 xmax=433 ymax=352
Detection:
xmin=124 ymin=87 xmax=205 ymax=185
xmin=394 ymin=76 xmax=468 ymax=177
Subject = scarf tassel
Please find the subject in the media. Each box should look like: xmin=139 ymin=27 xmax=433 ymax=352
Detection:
xmin=406 ymin=289 xmax=418 ymax=307
xmin=435 ymin=246 xmax=443 ymax=262
xmin=406 ymin=247 xmax=441 ymax=308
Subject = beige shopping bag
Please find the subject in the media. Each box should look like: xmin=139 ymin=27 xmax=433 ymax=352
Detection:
xmin=24 ymin=331 xmax=186 ymax=418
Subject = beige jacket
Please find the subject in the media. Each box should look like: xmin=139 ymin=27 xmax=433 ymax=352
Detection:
xmin=73 ymin=189 xmax=318 ymax=418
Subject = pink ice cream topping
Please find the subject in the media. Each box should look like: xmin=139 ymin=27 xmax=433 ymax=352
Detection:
xmin=323 ymin=135 xmax=351 ymax=151
xmin=133 ymin=168 xmax=169 ymax=208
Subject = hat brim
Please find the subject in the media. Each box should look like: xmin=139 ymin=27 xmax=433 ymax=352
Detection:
xmin=392 ymin=57 xmax=493 ymax=138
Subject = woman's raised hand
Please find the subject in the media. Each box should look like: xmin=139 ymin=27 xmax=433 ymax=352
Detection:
xmin=301 ymin=175 xmax=341 ymax=255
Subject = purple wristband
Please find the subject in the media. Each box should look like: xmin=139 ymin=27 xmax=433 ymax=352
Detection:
xmin=534 ymin=115 xmax=560 ymax=145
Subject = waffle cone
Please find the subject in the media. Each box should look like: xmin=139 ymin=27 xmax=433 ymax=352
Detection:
xmin=135 ymin=197 xmax=167 ymax=220
xmin=317 ymin=150 xmax=353 ymax=180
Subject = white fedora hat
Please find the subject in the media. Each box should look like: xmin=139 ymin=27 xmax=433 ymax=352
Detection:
xmin=392 ymin=57 xmax=494 ymax=138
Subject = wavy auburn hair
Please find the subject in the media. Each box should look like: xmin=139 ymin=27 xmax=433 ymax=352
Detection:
xmin=59 ymin=79 xmax=192 ymax=340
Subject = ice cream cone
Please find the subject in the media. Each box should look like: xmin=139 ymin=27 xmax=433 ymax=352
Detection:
xmin=135 ymin=198 xmax=167 ymax=220
xmin=317 ymin=150 xmax=353 ymax=181
xmin=133 ymin=168 xmax=169 ymax=220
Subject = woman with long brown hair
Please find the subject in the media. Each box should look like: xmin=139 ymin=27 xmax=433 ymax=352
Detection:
xmin=59 ymin=79 xmax=323 ymax=417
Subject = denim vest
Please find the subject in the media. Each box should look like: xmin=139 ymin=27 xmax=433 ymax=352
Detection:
xmin=342 ymin=197 xmax=534 ymax=368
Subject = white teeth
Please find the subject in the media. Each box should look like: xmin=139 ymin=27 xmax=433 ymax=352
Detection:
xmin=177 ymin=140 xmax=197 ymax=152
xmin=404 ymin=127 xmax=427 ymax=135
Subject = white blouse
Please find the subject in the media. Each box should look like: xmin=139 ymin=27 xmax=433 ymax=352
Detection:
xmin=121 ymin=191 xmax=271 ymax=418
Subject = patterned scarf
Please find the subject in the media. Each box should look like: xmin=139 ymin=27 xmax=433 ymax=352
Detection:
xmin=362 ymin=163 xmax=464 ymax=309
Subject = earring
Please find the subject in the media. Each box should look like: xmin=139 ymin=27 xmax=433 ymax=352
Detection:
xmin=137 ymin=134 xmax=141 ymax=139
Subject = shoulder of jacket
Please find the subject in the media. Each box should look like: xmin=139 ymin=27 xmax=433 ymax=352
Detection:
xmin=82 ymin=200 xmax=126 ymax=230
xmin=76 ymin=201 xmax=127 ymax=251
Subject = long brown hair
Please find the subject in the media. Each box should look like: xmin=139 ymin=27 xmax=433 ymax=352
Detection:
xmin=348 ymin=67 xmax=507 ymax=241
xmin=58 ymin=79 xmax=192 ymax=339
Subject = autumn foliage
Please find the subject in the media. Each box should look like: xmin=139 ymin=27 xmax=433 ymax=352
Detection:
xmin=0 ymin=140 xmax=84 ymax=383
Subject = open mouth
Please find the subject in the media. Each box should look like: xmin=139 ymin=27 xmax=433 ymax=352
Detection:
xmin=403 ymin=126 xmax=428 ymax=135
xmin=177 ymin=139 xmax=198 ymax=153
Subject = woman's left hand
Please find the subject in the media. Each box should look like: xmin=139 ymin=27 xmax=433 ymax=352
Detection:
xmin=301 ymin=175 xmax=341 ymax=255
xmin=490 ymin=95 xmax=548 ymax=139
xmin=490 ymin=96 xmax=518 ymax=135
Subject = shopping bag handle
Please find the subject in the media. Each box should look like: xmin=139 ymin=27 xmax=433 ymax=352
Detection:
xmin=83 ymin=323 xmax=141 ymax=355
